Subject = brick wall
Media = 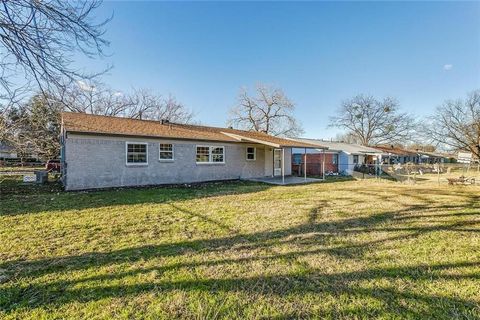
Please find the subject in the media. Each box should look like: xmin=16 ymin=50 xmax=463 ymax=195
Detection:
xmin=64 ymin=134 xmax=275 ymax=190
xmin=292 ymin=153 xmax=339 ymax=176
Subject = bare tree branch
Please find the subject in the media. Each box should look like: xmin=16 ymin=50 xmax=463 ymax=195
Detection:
xmin=329 ymin=94 xmax=416 ymax=146
xmin=425 ymin=90 xmax=480 ymax=159
xmin=0 ymin=0 xmax=111 ymax=103
xmin=228 ymin=84 xmax=304 ymax=137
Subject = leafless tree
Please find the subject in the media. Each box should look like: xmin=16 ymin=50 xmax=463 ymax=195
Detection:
xmin=0 ymin=0 xmax=110 ymax=102
xmin=407 ymin=143 xmax=436 ymax=153
xmin=125 ymin=89 xmax=194 ymax=123
xmin=334 ymin=132 xmax=362 ymax=144
xmin=426 ymin=90 xmax=480 ymax=159
xmin=329 ymin=95 xmax=416 ymax=146
xmin=55 ymin=82 xmax=195 ymax=123
xmin=228 ymin=84 xmax=304 ymax=137
xmin=1 ymin=93 xmax=61 ymax=161
xmin=54 ymin=80 xmax=134 ymax=116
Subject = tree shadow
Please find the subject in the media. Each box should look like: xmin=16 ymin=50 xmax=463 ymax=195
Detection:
xmin=1 ymin=199 xmax=479 ymax=317
xmin=0 ymin=180 xmax=272 ymax=216
xmin=2 ymin=180 xmax=480 ymax=317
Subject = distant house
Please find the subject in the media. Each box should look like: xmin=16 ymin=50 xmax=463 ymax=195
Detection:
xmin=292 ymin=139 xmax=386 ymax=175
xmin=60 ymin=112 xmax=316 ymax=190
xmin=374 ymin=145 xmax=419 ymax=164
xmin=415 ymin=150 xmax=448 ymax=164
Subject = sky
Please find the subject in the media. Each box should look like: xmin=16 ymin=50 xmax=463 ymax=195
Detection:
xmin=78 ymin=1 xmax=480 ymax=138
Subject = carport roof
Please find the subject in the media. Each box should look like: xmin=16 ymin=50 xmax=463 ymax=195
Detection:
xmin=291 ymin=138 xmax=387 ymax=155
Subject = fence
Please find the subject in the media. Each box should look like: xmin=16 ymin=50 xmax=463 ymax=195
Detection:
xmin=293 ymin=162 xmax=480 ymax=185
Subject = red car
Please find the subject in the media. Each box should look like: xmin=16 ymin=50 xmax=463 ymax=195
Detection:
xmin=45 ymin=159 xmax=61 ymax=172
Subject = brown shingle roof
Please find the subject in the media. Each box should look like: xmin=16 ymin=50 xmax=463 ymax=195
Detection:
xmin=61 ymin=112 xmax=317 ymax=148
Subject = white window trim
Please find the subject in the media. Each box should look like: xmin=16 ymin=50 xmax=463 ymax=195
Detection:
xmin=125 ymin=141 xmax=148 ymax=166
xmin=159 ymin=143 xmax=174 ymax=162
xmin=246 ymin=146 xmax=256 ymax=161
xmin=196 ymin=145 xmax=225 ymax=164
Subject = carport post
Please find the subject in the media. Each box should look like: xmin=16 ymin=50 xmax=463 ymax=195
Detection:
xmin=282 ymin=147 xmax=285 ymax=184
xmin=322 ymin=148 xmax=326 ymax=180
xmin=304 ymin=147 xmax=307 ymax=181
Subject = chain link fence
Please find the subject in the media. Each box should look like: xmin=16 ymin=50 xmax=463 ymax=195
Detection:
xmin=293 ymin=162 xmax=480 ymax=185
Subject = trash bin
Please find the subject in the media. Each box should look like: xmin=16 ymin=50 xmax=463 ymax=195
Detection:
xmin=34 ymin=170 xmax=48 ymax=184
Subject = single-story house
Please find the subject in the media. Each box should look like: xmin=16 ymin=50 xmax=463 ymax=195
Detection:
xmin=373 ymin=145 xmax=419 ymax=164
xmin=292 ymin=139 xmax=386 ymax=175
xmin=60 ymin=112 xmax=317 ymax=190
xmin=415 ymin=150 xmax=448 ymax=164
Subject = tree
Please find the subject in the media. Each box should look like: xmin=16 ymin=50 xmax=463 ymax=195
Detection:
xmin=56 ymin=82 xmax=194 ymax=123
xmin=408 ymin=143 xmax=436 ymax=153
xmin=228 ymin=84 xmax=304 ymax=137
xmin=329 ymin=95 xmax=415 ymax=146
xmin=125 ymin=89 xmax=194 ymax=123
xmin=426 ymin=90 xmax=480 ymax=159
xmin=334 ymin=132 xmax=362 ymax=144
xmin=0 ymin=0 xmax=110 ymax=101
xmin=0 ymin=86 xmax=195 ymax=161
xmin=3 ymin=94 xmax=62 ymax=161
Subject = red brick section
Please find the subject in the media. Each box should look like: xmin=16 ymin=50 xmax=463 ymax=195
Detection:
xmin=292 ymin=153 xmax=338 ymax=176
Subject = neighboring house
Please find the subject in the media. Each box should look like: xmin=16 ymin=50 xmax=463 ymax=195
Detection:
xmin=0 ymin=143 xmax=17 ymax=159
xmin=374 ymin=145 xmax=419 ymax=164
xmin=415 ymin=150 xmax=448 ymax=164
xmin=60 ymin=112 xmax=316 ymax=190
xmin=292 ymin=139 xmax=386 ymax=175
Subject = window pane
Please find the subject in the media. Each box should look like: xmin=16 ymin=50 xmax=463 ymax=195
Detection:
xmin=246 ymin=147 xmax=255 ymax=160
xmin=196 ymin=146 xmax=210 ymax=162
xmin=160 ymin=151 xmax=173 ymax=160
xmin=127 ymin=143 xmax=147 ymax=163
xmin=212 ymin=147 xmax=224 ymax=162
xmin=159 ymin=144 xmax=173 ymax=160
xmin=160 ymin=144 xmax=173 ymax=151
xmin=212 ymin=147 xmax=224 ymax=155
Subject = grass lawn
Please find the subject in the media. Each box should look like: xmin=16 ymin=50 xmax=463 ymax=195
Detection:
xmin=1 ymin=179 xmax=479 ymax=319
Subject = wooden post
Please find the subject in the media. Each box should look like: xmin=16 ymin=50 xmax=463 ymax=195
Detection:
xmin=282 ymin=148 xmax=285 ymax=185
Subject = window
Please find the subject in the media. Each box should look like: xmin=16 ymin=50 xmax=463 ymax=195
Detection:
xmin=353 ymin=155 xmax=359 ymax=164
xmin=246 ymin=147 xmax=256 ymax=161
xmin=332 ymin=154 xmax=338 ymax=165
xmin=211 ymin=147 xmax=224 ymax=163
xmin=159 ymin=143 xmax=174 ymax=161
xmin=196 ymin=146 xmax=225 ymax=164
xmin=196 ymin=146 xmax=210 ymax=163
xmin=126 ymin=143 xmax=147 ymax=164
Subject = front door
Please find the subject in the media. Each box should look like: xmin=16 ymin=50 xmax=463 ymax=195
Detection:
xmin=273 ymin=149 xmax=282 ymax=176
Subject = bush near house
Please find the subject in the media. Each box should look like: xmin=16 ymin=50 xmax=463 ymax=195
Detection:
xmin=0 ymin=179 xmax=479 ymax=319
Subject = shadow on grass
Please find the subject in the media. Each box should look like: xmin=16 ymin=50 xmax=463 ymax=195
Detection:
xmin=1 ymin=198 xmax=479 ymax=317
xmin=0 ymin=180 xmax=272 ymax=216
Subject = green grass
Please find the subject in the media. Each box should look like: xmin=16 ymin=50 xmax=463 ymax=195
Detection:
xmin=1 ymin=178 xmax=479 ymax=319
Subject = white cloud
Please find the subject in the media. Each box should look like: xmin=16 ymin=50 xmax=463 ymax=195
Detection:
xmin=77 ymin=80 xmax=95 ymax=92
xmin=443 ymin=64 xmax=453 ymax=71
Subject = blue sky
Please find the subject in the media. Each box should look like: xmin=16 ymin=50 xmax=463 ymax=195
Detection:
xmin=81 ymin=1 xmax=480 ymax=138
